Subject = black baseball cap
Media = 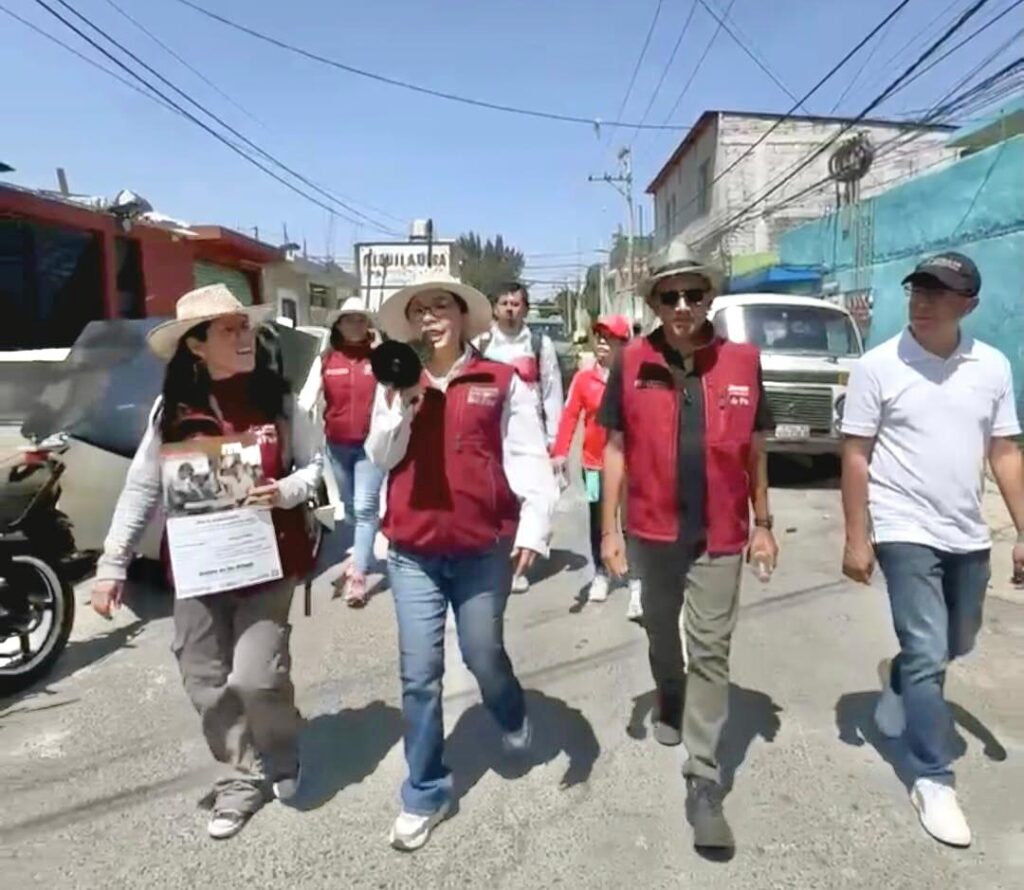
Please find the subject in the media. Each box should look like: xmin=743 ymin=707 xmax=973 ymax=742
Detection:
xmin=902 ymin=252 xmax=981 ymax=297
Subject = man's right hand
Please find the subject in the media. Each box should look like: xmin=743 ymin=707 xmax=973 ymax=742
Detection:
xmin=601 ymin=530 xmax=629 ymax=577
xmin=91 ymin=579 xmax=125 ymax=619
xmin=842 ymin=538 xmax=875 ymax=584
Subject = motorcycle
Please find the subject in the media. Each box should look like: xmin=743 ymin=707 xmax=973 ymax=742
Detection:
xmin=0 ymin=435 xmax=86 ymax=696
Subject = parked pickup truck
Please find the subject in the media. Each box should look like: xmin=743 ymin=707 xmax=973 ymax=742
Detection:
xmin=709 ymin=293 xmax=864 ymax=454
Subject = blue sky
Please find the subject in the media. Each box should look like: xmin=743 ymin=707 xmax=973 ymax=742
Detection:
xmin=1 ymin=0 xmax=1016 ymax=297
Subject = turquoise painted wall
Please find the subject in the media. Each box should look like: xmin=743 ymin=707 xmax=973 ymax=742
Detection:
xmin=781 ymin=136 xmax=1024 ymax=415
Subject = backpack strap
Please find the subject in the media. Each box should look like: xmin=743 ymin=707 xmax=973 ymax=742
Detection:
xmin=529 ymin=329 xmax=547 ymax=429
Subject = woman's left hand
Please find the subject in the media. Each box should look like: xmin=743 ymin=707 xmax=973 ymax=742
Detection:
xmin=245 ymin=482 xmax=282 ymax=508
xmin=511 ymin=547 xmax=539 ymax=577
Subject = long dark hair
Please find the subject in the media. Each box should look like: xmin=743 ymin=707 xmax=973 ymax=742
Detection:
xmin=329 ymin=314 xmax=372 ymax=351
xmin=160 ymin=321 xmax=290 ymax=442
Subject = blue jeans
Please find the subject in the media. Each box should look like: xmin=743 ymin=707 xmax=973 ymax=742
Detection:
xmin=875 ymin=543 xmax=990 ymax=780
xmin=327 ymin=442 xmax=384 ymax=575
xmin=388 ymin=545 xmax=526 ymax=815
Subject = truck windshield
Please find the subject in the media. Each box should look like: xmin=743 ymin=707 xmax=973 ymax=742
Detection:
xmin=715 ymin=304 xmax=861 ymax=357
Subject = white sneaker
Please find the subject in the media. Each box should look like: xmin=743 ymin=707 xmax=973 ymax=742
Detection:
xmin=588 ymin=573 xmax=609 ymax=603
xmin=911 ymin=778 xmax=972 ymax=847
xmin=503 ymin=716 xmax=532 ymax=754
xmin=874 ymin=658 xmax=906 ymax=739
xmin=389 ymin=801 xmax=451 ymax=852
xmin=626 ymin=580 xmax=643 ymax=622
xmin=511 ymin=574 xmax=530 ymax=594
xmin=207 ymin=809 xmax=249 ymax=840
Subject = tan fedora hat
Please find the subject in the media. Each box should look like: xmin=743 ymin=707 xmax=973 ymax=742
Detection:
xmin=638 ymin=240 xmax=724 ymax=300
xmin=147 ymin=284 xmax=272 ymax=361
xmin=378 ymin=270 xmax=491 ymax=342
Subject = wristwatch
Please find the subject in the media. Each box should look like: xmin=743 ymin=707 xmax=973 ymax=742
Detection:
xmin=754 ymin=515 xmax=774 ymax=530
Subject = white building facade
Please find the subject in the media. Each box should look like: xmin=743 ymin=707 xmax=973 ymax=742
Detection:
xmin=646 ymin=111 xmax=958 ymax=271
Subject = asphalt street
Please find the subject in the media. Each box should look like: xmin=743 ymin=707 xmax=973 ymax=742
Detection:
xmin=1 ymin=468 xmax=1022 ymax=889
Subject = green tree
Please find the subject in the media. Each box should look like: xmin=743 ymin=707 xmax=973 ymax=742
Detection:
xmin=456 ymin=232 xmax=525 ymax=299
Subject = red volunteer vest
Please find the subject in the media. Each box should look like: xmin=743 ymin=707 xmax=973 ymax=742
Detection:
xmin=620 ymin=332 xmax=761 ymax=555
xmin=322 ymin=343 xmax=375 ymax=444
xmin=383 ymin=356 xmax=519 ymax=555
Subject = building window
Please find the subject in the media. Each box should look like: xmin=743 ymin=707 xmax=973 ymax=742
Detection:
xmin=0 ymin=219 xmax=105 ymax=349
xmin=308 ymin=282 xmax=330 ymax=308
xmin=280 ymin=297 xmax=297 ymax=325
xmin=193 ymin=261 xmax=255 ymax=305
xmin=697 ymin=159 xmax=711 ymax=215
xmin=115 ymin=236 xmax=144 ymax=319
xmin=668 ymin=194 xmax=678 ymax=234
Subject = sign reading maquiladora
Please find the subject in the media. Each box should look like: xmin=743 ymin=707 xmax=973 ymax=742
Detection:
xmin=356 ymin=241 xmax=456 ymax=310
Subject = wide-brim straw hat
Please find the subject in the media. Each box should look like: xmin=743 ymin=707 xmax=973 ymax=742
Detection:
xmin=638 ymin=241 xmax=724 ymax=300
xmin=147 ymin=284 xmax=272 ymax=361
xmin=378 ymin=271 xmax=492 ymax=342
xmin=329 ymin=295 xmax=375 ymax=326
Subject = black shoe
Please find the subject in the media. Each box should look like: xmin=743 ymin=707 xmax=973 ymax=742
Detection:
xmin=653 ymin=691 xmax=682 ymax=746
xmin=685 ymin=777 xmax=734 ymax=851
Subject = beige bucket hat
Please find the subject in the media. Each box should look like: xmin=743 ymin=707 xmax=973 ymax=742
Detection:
xmin=147 ymin=284 xmax=272 ymax=361
xmin=639 ymin=240 xmax=724 ymax=300
xmin=330 ymin=295 xmax=375 ymax=325
xmin=378 ymin=270 xmax=492 ymax=342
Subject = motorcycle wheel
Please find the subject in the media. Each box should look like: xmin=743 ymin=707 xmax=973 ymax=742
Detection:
xmin=0 ymin=555 xmax=75 ymax=697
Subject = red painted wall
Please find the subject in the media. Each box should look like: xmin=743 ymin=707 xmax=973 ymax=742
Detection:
xmin=1 ymin=187 xmax=280 ymax=321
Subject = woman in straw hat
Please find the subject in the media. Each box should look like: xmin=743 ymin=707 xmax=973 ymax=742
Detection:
xmin=366 ymin=271 xmax=557 ymax=852
xmin=90 ymin=284 xmax=323 ymax=840
xmin=318 ymin=295 xmax=385 ymax=607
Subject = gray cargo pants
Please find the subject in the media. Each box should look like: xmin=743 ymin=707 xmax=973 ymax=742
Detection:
xmin=172 ymin=579 xmax=301 ymax=814
xmin=634 ymin=541 xmax=742 ymax=783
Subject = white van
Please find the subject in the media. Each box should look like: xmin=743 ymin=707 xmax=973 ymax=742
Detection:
xmin=709 ymin=293 xmax=864 ymax=454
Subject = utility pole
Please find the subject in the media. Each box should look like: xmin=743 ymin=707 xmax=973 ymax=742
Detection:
xmin=588 ymin=146 xmax=635 ymax=319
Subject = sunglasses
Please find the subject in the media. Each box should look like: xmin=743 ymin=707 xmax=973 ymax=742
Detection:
xmin=656 ymin=288 xmax=707 ymax=308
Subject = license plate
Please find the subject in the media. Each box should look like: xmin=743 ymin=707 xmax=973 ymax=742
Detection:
xmin=775 ymin=423 xmax=810 ymax=440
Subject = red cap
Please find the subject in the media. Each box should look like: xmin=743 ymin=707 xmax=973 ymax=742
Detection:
xmin=593 ymin=315 xmax=631 ymax=341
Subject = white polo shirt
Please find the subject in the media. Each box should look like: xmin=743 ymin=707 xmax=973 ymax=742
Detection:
xmin=842 ymin=329 xmax=1021 ymax=552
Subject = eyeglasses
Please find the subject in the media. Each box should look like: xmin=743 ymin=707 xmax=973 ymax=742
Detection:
xmin=656 ymin=288 xmax=707 ymax=308
xmin=407 ymin=294 xmax=457 ymax=321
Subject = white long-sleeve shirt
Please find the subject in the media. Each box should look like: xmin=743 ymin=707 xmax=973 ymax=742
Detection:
xmin=365 ymin=347 xmax=557 ymax=555
xmin=478 ymin=323 xmax=563 ymax=446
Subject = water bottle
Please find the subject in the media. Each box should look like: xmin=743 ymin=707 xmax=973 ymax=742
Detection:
xmin=751 ymin=554 xmax=773 ymax=583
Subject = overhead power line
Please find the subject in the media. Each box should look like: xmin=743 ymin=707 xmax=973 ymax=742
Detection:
xmin=694 ymin=0 xmax=806 ymax=109
xmin=848 ymin=0 xmax=979 ymax=108
xmin=828 ymin=1 xmax=908 ymax=113
xmin=666 ymin=0 xmax=914 ymax=232
xmin=881 ymin=0 xmax=1024 ymax=107
xmin=700 ymin=28 xmax=1011 ymax=244
xmin=627 ymin=1 xmax=701 ymax=143
xmin=0 ymin=2 xmax=178 ymax=113
xmin=701 ymin=0 xmax=997 ymax=244
xmin=656 ymin=0 xmax=738 ymax=130
xmin=611 ymin=0 xmax=664 ymax=128
xmin=169 ymin=0 xmax=696 ymax=132
xmin=43 ymin=0 xmax=402 ymax=236
xmin=100 ymin=0 xmax=265 ymax=128
xmin=32 ymin=0 xmax=403 ymax=236
xmin=101 ymin=0 xmax=405 ymax=227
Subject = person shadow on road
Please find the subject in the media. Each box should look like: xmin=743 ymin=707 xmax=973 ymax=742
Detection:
xmin=627 ymin=683 xmax=783 ymax=792
xmin=289 ymin=699 xmax=404 ymax=811
xmin=445 ymin=689 xmax=600 ymax=810
xmin=834 ymin=690 xmax=1007 ymax=790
